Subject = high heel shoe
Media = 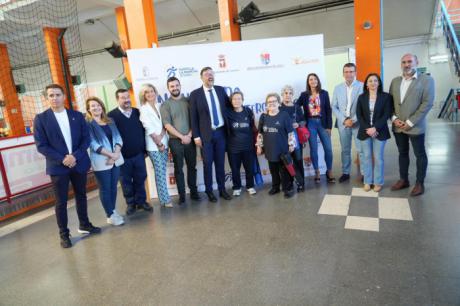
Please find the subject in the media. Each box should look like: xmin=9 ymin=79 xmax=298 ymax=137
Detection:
xmin=314 ymin=170 xmax=320 ymax=184
xmin=326 ymin=171 xmax=336 ymax=183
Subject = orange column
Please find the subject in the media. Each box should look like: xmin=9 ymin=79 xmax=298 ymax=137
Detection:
xmin=218 ymin=0 xmax=241 ymax=41
xmin=115 ymin=6 xmax=137 ymax=105
xmin=123 ymin=0 xmax=158 ymax=49
xmin=43 ymin=27 xmax=76 ymax=109
xmin=0 ymin=44 xmax=26 ymax=136
xmin=354 ymin=0 xmax=382 ymax=81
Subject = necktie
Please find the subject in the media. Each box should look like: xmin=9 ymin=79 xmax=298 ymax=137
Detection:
xmin=208 ymin=89 xmax=219 ymax=127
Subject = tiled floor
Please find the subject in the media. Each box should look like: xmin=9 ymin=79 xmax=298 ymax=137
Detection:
xmin=0 ymin=119 xmax=459 ymax=305
xmin=318 ymin=187 xmax=413 ymax=232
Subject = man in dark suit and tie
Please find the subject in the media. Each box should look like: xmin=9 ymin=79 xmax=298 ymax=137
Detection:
xmin=190 ymin=67 xmax=232 ymax=202
xmin=34 ymin=84 xmax=101 ymax=248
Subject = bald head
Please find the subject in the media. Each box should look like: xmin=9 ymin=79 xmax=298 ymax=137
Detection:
xmin=401 ymin=54 xmax=418 ymax=77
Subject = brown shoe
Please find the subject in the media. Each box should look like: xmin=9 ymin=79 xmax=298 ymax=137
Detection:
xmin=410 ymin=183 xmax=424 ymax=197
xmin=391 ymin=179 xmax=410 ymax=191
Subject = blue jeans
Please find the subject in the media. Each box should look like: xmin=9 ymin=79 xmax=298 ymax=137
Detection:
xmin=338 ymin=126 xmax=363 ymax=175
xmin=229 ymin=150 xmax=255 ymax=190
xmin=94 ymin=166 xmax=120 ymax=217
xmin=119 ymin=153 xmax=147 ymax=206
xmin=147 ymin=150 xmax=171 ymax=205
xmin=307 ymin=118 xmax=333 ymax=171
xmin=360 ymin=137 xmax=386 ymax=185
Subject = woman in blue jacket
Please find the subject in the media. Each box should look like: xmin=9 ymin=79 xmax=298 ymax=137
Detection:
xmin=297 ymin=73 xmax=335 ymax=183
xmin=86 ymin=97 xmax=125 ymax=226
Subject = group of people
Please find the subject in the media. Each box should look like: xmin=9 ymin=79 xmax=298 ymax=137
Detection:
xmin=33 ymin=53 xmax=434 ymax=248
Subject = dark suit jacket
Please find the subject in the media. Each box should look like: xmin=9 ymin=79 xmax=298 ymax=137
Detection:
xmin=33 ymin=108 xmax=91 ymax=175
xmin=189 ymin=85 xmax=230 ymax=142
xmin=356 ymin=92 xmax=393 ymax=141
xmin=297 ymin=89 xmax=332 ymax=129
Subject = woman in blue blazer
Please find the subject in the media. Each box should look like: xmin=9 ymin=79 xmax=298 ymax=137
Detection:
xmin=86 ymin=97 xmax=125 ymax=226
xmin=356 ymin=73 xmax=393 ymax=192
xmin=297 ymin=73 xmax=335 ymax=183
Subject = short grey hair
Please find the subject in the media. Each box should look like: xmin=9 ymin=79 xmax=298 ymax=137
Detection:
xmin=280 ymin=85 xmax=294 ymax=96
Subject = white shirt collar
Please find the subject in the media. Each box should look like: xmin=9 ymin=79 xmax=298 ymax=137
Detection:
xmin=203 ymin=85 xmax=214 ymax=92
xmin=345 ymin=79 xmax=357 ymax=88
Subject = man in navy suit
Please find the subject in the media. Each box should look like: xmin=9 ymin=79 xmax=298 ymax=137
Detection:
xmin=190 ymin=67 xmax=231 ymax=202
xmin=34 ymin=84 xmax=100 ymax=248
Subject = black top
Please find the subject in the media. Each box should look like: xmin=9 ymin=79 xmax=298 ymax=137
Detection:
xmin=279 ymin=104 xmax=304 ymax=125
xmin=225 ymin=107 xmax=254 ymax=153
xmin=258 ymin=111 xmax=293 ymax=162
xmin=100 ymin=124 xmax=113 ymax=147
xmin=108 ymin=108 xmax=145 ymax=158
xmin=356 ymin=92 xmax=393 ymax=141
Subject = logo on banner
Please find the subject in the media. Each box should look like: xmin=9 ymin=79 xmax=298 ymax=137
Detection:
xmin=260 ymin=53 xmax=271 ymax=65
xmin=167 ymin=66 xmax=177 ymax=78
xmin=167 ymin=66 xmax=198 ymax=78
xmin=218 ymin=54 xmax=227 ymax=69
xmin=292 ymin=57 xmax=320 ymax=65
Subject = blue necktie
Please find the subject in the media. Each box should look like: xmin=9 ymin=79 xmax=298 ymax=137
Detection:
xmin=208 ymin=89 xmax=219 ymax=127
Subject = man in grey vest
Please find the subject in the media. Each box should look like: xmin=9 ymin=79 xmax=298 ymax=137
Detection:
xmin=332 ymin=63 xmax=364 ymax=183
xmin=389 ymin=53 xmax=434 ymax=196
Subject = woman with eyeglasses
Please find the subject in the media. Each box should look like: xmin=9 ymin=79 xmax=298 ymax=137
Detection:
xmin=256 ymin=93 xmax=296 ymax=199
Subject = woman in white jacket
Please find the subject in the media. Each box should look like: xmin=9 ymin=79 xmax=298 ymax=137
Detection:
xmin=139 ymin=84 xmax=172 ymax=208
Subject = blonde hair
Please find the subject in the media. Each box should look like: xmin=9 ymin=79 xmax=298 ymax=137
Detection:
xmin=138 ymin=83 xmax=158 ymax=105
xmin=85 ymin=96 xmax=111 ymax=123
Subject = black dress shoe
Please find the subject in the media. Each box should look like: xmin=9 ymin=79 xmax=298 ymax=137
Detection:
xmin=297 ymin=185 xmax=305 ymax=192
xmin=126 ymin=204 xmax=136 ymax=216
xmin=60 ymin=234 xmax=72 ymax=248
xmin=268 ymin=187 xmax=280 ymax=195
xmin=138 ymin=202 xmax=153 ymax=212
xmin=284 ymin=189 xmax=294 ymax=199
xmin=206 ymin=191 xmax=217 ymax=202
xmin=338 ymin=174 xmax=350 ymax=183
xmin=190 ymin=192 xmax=201 ymax=201
xmin=178 ymin=194 xmax=186 ymax=205
xmin=219 ymin=190 xmax=232 ymax=200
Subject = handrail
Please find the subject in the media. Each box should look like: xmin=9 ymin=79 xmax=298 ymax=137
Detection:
xmin=438 ymin=88 xmax=454 ymax=118
xmin=440 ymin=1 xmax=460 ymax=52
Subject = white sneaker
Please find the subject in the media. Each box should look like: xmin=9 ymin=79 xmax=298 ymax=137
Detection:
xmin=112 ymin=210 xmax=123 ymax=221
xmin=247 ymin=188 xmax=257 ymax=195
xmin=233 ymin=189 xmax=242 ymax=196
xmin=164 ymin=202 xmax=173 ymax=208
xmin=107 ymin=213 xmax=124 ymax=226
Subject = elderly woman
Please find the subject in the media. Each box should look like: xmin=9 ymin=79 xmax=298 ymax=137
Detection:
xmin=139 ymin=83 xmax=172 ymax=208
xmin=86 ymin=96 xmax=124 ymax=226
xmin=297 ymin=73 xmax=335 ymax=183
xmin=356 ymin=73 xmax=392 ymax=192
xmin=280 ymin=85 xmax=306 ymax=191
xmin=224 ymin=91 xmax=257 ymax=196
xmin=256 ymin=93 xmax=296 ymax=199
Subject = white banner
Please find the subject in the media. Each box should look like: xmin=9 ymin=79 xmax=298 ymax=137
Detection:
xmin=127 ymin=35 xmax=327 ymax=198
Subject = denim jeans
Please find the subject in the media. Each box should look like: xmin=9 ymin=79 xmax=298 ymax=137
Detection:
xmin=338 ymin=126 xmax=363 ymax=175
xmin=94 ymin=166 xmax=120 ymax=217
xmin=394 ymin=132 xmax=427 ymax=184
xmin=307 ymin=118 xmax=333 ymax=171
xmin=147 ymin=150 xmax=171 ymax=205
xmin=360 ymin=137 xmax=386 ymax=185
